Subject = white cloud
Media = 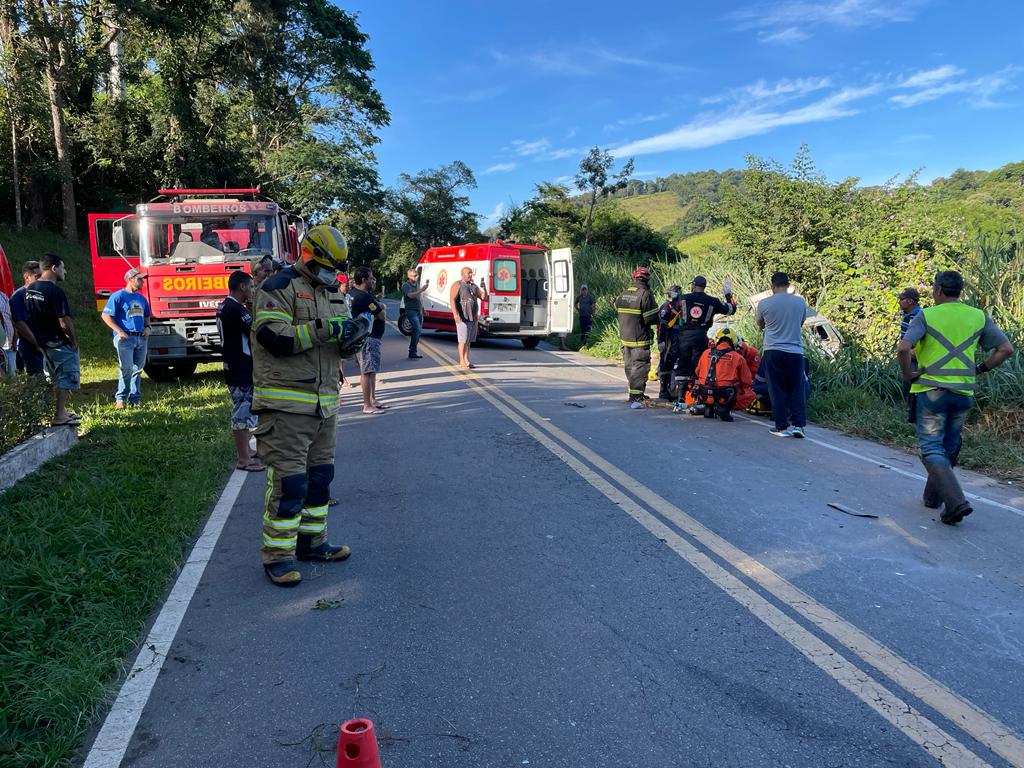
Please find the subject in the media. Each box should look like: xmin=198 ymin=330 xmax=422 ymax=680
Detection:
xmin=890 ymin=67 xmax=1017 ymax=109
xmin=482 ymin=162 xmax=517 ymax=175
xmin=479 ymin=202 xmax=506 ymax=229
xmin=732 ymin=0 xmax=925 ymax=43
xmin=492 ymin=45 xmax=689 ymax=77
xmin=604 ymin=113 xmax=669 ymax=131
xmin=897 ymin=65 xmax=964 ymax=90
xmin=511 ymin=138 xmax=552 ymax=157
xmin=612 ymin=85 xmax=880 ymax=157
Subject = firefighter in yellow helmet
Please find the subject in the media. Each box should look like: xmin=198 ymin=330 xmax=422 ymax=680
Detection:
xmin=252 ymin=225 xmax=358 ymax=586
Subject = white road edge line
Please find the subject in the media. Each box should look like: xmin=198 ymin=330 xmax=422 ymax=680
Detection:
xmin=82 ymin=470 xmax=248 ymax=768
xmin=551 ymin=348 xmax=1024 ymax=517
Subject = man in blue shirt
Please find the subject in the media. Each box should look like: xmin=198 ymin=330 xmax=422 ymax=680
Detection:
xmin=897 ymin=287 xmax=923 ymax=424
xmin=101 ymin=268 xmax=151 ymax=408
xmin=10 ymin=260 xmax=43 ymax=375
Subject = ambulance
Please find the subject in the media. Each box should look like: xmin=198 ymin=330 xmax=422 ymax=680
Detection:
xmin=398 ymin=241 xmax=574 ymax=349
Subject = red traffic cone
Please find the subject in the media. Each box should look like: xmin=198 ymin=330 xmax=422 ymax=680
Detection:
xmin=336 ymin=718 xmax=381 ymax=768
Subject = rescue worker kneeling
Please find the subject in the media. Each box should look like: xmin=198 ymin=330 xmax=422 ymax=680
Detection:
xmin=252 ymin=225 xmax=360 ymax=587
xmin=684 ymin=328 xmax=753 ymax=422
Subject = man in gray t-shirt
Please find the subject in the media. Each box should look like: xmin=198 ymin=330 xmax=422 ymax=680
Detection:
xmin=401 ymin=269 xmax=429 ymax=359
xmin=756 ymin=272 xmax=809 ymax=437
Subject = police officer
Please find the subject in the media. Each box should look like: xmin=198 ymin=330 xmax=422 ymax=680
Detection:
xmin=657 ymin=285 xmax=684 ymax=400
xmin=615 ymin=267 xmax=660 ymax=409
xmin=674 ymin=275 xmax=736 ymax=391
xmin=898 ymin=270 xmax=1013 ymax=525
xmin=252 ymin=225 xmax=354 ymax=586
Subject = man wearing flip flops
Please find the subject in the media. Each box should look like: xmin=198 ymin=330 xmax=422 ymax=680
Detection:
xmin=23 ymin=254 xmax=81 ymax=427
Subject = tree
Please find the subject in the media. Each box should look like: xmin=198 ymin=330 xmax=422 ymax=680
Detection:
xmin=389 ymin=161 xmax=480 ymax=251
xmin=574 ymin=146 xmax=634 ymax=245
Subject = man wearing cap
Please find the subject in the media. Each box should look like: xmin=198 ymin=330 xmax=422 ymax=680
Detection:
xmin=615 ymin=267 xmax=660 ymax=408
xmin=574 ymin=284 xmax=596 ymax=345
xmin=101 ymin=268 xmax=151 ymax=409
xmin=674 ymin=275 xmax=736 ymax=395
xmin=898 ymin=270 xmax=1013 ymax=525
xmin=897 ymin=287 xmax=923 ymax=423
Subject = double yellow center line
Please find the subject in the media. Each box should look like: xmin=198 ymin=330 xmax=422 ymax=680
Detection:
xmin=414 ymin=336 xmax=1024 ymax=768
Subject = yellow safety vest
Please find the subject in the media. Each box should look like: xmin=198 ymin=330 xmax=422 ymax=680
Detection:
xmin=911 ymin=302 xmax=986 ymax=396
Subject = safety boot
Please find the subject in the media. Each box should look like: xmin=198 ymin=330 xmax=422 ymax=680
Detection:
xmin=703 ymin=406 xmax=716 ymax=419
xmin=925 ymin=464 xmax=973 ymax=525
xmin=297 ymin=540 xmax=352 ymax=562
xmin=264 ymin=560 xmax=302 ymax=587
xmin=717 ymin=406 xmax=734 ymax=422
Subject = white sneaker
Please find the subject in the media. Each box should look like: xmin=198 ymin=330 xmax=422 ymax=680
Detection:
xmin=791 ymin=426 xmax=805 ymax=438
xmin=770 ymin=427 xmax=792 ymax=437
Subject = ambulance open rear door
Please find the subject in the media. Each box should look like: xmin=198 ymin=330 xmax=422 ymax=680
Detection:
xmin=548 ymin=248 xmax=574 ymax=334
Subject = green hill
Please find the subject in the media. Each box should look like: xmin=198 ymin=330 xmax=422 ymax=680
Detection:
xmin=610 ymin=191 xmax=689 ymax=232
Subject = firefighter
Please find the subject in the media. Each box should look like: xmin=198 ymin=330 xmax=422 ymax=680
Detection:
xmin=674 ymin=276 xmax=737 ymax=394
xmin=686 ymin=327 xmax=752 ymax=421
xmin=657 ymin=285 xmax=684 ymax=400
xmin=251 ymin=225 xmax=356 ymax=586
xmin=615 ymin=267 xmax=660 ymax=408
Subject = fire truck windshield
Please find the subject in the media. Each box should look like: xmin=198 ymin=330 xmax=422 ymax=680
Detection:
xmin=140 ymin=213 xmax=277 ymax=266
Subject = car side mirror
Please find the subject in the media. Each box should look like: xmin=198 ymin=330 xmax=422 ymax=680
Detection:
xmin=112 ymin=222 xmax=125 ymax=256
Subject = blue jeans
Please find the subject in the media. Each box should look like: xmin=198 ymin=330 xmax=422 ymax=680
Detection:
xmin=915 ymin=388 xmax=971 ymax=467
xmin=114 ymin=335 xmax=148 ymax=404
xmin=407 ymin=310 xmax=422 ymax=355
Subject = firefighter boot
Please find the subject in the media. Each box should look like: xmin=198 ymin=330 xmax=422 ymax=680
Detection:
xmin=296 ymin=536 xmax=352 ymax=562
xmin=265 ymin=560 xmax=302 ymax=587
xmin=717 ymin=406 xmax=734 ymax=422
xmin=926 ymin=464 xmax=973 ymax=525
xmin=703 ymin=405 xmax=716 ymax=419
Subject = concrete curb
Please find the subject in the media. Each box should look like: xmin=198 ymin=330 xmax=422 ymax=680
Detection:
xmin=0 ymin=426 xmax=79 ymax=492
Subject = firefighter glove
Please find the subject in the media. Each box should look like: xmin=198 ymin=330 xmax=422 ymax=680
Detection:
xmin=326 ymin=316 xmax=350 ymax=340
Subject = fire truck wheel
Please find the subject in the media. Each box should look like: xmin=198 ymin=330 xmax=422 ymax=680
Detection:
xmin=521 ymin=337 xmax=541 ymax=350
xmin=145 ymin=361 xmax=198 ymax=382
xmin=396 ymin=313 xmax=413 ymax=337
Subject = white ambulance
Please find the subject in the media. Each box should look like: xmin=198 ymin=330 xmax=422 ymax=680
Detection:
xmin=397 ymin=241 xmax=574 ymax=349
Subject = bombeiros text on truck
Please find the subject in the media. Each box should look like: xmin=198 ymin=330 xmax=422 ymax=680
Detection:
xmin=89 ymin=188 xmax=303 ymax=380
xmin=398 ymin=240 xmax=575 ymax=348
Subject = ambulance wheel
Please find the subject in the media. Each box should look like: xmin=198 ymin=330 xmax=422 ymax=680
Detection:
xmin=145 ymin=361 xmax=198 ymax=381
xmin=521 ymin=337 xmax=541 ymax=349
xmin=397 ymin=313 xmax=412 ymax=337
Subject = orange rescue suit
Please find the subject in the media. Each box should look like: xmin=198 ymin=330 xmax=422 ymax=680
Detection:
xmin=686 ymin=342 xmax=755 ymax=409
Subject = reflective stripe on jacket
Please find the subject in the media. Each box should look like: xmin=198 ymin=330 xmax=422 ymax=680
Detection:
xmin=910 ymin=302 xmax=986 ymax=395
xmin=615 ymin=281 xmax=659 ymax=346
xmin=251 ymin=263 xmax=348 ymax=416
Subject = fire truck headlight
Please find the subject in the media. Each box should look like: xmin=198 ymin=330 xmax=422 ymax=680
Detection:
xmin=149 ymin=325 xmax=173 ymax=336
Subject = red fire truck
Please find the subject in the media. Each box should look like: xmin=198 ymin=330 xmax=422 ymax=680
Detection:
xmin=89 ymin=188 xmax=301 ymax=379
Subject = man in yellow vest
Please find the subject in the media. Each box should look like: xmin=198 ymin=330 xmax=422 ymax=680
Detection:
xmin=898 ymin=270 xmax=1013 ymax=525
xmin=252 ymin=225 xmax=357 ymax=586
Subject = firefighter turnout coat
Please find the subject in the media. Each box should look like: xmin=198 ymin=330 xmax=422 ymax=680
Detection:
xmin=252 ymin=263 xmax=348 ymax=416
xmin=615 ymin=280 xmax=660 ymax=347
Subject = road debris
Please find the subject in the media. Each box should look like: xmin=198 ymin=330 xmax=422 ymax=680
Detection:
xmin=827 ymin=502 xmax=879 ymax=519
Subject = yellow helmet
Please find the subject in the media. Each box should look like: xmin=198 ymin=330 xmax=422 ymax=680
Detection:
xmin=301 ymin=225 xmax=349 ymax=271
xmin=714 ymin=327 xmax=739 ymax=347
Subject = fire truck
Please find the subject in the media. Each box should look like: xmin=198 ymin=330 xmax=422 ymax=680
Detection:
xmin=89 ymin=188 xmax=301 ymax=379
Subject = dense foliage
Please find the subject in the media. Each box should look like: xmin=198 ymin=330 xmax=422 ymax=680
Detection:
xmin=0 ymin=0 xmax=389 ymax=238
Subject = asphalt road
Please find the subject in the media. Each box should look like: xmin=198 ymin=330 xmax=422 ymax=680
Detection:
xmin=81 ymin=316 xmax=1024 ymax=768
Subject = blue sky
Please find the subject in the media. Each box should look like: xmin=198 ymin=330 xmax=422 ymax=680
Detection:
xmin=342 ymin=0 xmax=1024 ymax=229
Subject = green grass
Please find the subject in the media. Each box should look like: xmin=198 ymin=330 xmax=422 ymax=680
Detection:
xmin=675 ymin=227 xmax=730 ymax=256
xmin=610 ymin=191 xmax=687 ymax=232
xmin=0 ymin=227 xmax=235 ymax=767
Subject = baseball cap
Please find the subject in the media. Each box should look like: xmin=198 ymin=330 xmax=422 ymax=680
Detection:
xmin=124 ymin=267 xmax=145 ymax=282
xmin=691 ymin=275 xmax=707 ymax=287
xmin=897 ymin=287 xmax=920 ymax=301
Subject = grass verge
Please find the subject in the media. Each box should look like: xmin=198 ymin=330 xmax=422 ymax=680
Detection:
xmin=0 ymin=225 xmax=235 ymax=767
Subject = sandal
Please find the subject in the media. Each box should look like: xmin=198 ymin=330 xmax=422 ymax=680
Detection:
xmin=51 ymin=416 xmax=81 ymax=427
xmin=236 ymin=462 xmax=265 ymax=472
